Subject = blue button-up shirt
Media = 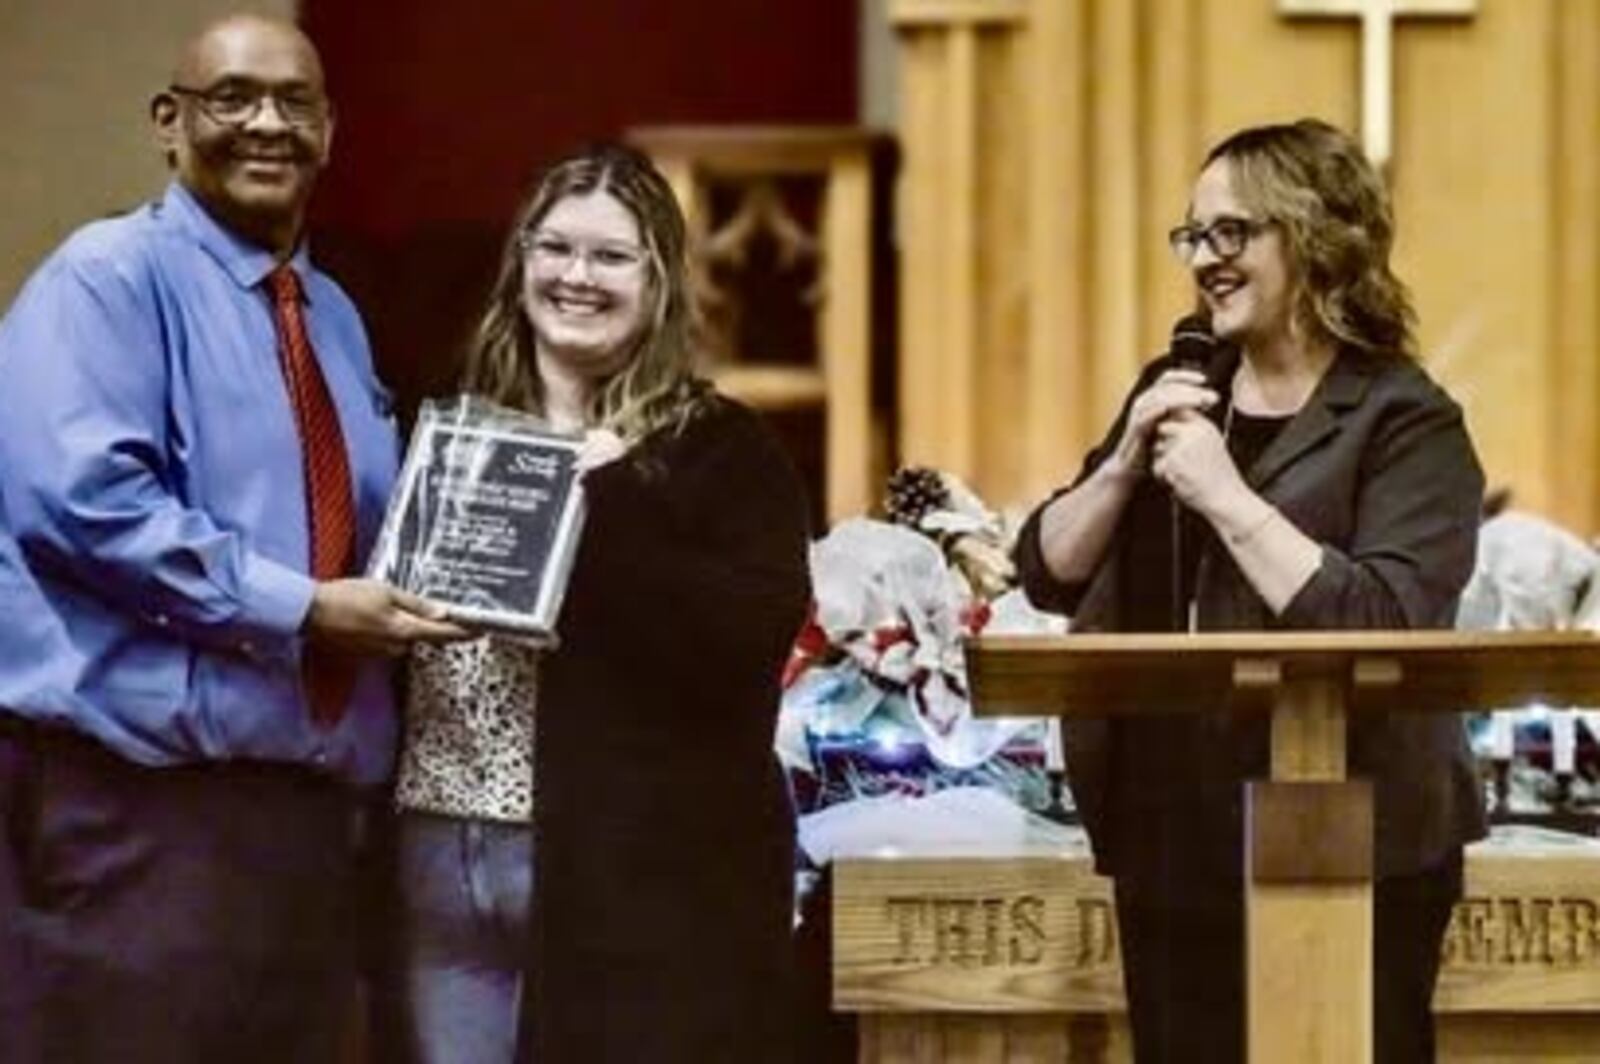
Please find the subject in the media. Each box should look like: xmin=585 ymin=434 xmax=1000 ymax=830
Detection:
xmin=0 ymin=182 xmax=400 ymax=784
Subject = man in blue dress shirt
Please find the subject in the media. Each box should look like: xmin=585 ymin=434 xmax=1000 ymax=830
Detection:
xmin=0 ymin=14 xmax=467 ymax=1062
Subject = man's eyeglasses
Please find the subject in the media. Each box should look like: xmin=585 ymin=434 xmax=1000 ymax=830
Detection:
xmin=168 ymin=82 xmax=329 ymax=128
xmin=1167 ymin=216 xmax=1269 ymax=263
xmin=519 ymin=231 xmax=647 ymax=278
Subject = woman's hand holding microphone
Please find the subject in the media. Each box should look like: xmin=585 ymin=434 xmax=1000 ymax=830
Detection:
xmin=1109 ymin=367 xmax=1219 ymax=485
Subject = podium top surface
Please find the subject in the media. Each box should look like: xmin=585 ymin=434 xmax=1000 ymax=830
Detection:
xmin=966 ymin=630 xmax=1600 ymax=717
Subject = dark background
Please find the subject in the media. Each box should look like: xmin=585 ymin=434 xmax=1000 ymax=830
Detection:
xmin=300 ymin=1 xmax=860 ymax=411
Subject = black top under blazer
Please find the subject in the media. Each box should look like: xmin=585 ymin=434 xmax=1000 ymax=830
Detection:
xmin=1015 ymin=344 xmax=1487 ymax=885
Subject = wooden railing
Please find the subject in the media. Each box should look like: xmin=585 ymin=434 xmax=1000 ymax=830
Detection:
xmin=628 ymin=126 xmax=889 ymax=524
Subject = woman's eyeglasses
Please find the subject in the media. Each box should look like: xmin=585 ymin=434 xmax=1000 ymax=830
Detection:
xmin=1167 ymin=216 xmax=1269 ymax=263
xmin=519 ymin=231 xmax=646 ymax=278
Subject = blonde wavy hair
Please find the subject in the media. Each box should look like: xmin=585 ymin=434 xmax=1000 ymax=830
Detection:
xmin=459 ymin=143 xmax=708 ymax=441
xmin=1204 ymin=118 xmax=1418 ymax=358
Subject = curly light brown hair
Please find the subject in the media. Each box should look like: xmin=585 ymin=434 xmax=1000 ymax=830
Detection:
xmin=1203 ymin=118 xmax=1417 ymax=358
xmin=459 ymin=143 xmax=708 ymax=440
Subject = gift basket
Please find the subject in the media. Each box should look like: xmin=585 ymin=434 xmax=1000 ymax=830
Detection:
xmin=777 ymin=468 xmax=1070 ymax=869
xmin=1457 ymin=509 xmax=1600 ymax=825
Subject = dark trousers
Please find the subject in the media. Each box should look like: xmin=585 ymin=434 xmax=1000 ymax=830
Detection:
xmin=0 ymin=724 xmax=364 ymax=1064
xmin=0 ymin=730 xmax=39 ymax=1063
xmin=1114 ymin=849 xmax=1463 ymax=1064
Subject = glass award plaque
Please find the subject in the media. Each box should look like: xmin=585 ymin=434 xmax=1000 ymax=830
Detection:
xmin=368 ymin=397 xmax=586 ymax=644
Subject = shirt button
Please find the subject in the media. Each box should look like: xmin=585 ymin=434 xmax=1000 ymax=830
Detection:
xmin=239 ymin=640 xmax=256 ymax=656
xmin=153 ymin=613 xmax=170 ymax=627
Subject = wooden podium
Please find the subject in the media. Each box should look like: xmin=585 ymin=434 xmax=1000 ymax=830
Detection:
xmin=834 ymin=631 xmax=1600 ymax=1063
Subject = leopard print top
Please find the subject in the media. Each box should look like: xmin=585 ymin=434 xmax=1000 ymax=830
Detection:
xmin=396 ymin=637 xmax=539 ymax=823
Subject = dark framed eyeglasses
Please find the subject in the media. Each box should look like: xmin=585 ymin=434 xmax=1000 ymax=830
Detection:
xmin=168 ymin=81 xmax=329 ymax=128
xmin=1167 ymin=216 xmax=1269 ymax=263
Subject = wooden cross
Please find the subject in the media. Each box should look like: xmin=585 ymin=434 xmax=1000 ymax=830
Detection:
xmin=1279 ymin=0 xmax=1478 ymax=167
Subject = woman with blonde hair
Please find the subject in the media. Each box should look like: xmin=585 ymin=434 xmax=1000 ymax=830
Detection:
xmin=1016 ymin=119 xmax=1484 ymax=1063
xmin=393 ymin=143 xmax=811 ymax=1063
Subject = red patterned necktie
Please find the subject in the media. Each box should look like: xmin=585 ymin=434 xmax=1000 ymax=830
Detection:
xmin=268 ymin=265 xmax=356 ymax=727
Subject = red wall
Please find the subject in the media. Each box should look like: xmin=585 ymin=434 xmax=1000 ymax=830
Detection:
xmin=304 ymin=2 xmax=858 ymax=238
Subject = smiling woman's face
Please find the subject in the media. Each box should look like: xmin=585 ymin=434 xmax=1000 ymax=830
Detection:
xmin=521 ymin=189 xmax=652 ymax=381
xmin=1187 ymin=158 xmax=1294 ymax=351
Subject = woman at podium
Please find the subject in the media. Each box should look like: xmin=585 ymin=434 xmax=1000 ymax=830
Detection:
xmin=1014 ymin=118 xmax=1485 ymax=1064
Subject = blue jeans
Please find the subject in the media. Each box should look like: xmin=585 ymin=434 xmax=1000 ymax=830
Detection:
xmin=396 ymin=811 xmax=534 ymax=1064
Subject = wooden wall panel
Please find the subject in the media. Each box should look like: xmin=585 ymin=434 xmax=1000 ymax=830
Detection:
xmin=975 ymin=31 xmax=1031 ymax=498
xmin=1550 ymin=0 xmax=1600 ymax=535
xmin=897 ymin=28 xmax=962 ymax=475
xmin=1139 ymin=0 xmax=1205 ymax=361
xmin=1021 ymin=0 xmax=1088 ymax=503
xmin=1397 ymin=1 xmax=1553 ymax=515
xmin=894 ymin=1 xmax=1029 ymax=487
xmin=1086 ymin=0 xmax=1144 ymax=428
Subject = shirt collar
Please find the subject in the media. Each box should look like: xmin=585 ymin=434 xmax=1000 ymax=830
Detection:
xmin=160 ymin=181 xmax=314 ymax=298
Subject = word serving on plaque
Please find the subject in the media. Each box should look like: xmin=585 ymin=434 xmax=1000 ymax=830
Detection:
xmin=368 ymin=397 xmax=586 ymax=644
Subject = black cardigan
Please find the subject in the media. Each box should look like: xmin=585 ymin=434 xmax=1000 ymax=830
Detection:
xmin=525 ymin=394 xmax=812 ymax=1063
xmin=1016 ymin=346 xmax=1487 ymax=884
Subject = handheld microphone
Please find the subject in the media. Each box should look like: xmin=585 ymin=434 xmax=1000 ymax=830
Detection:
xmin=1166 ymin=313 xmax=1218 ymax=631
xmin=1169 ymin=311 xmax=1218 ymax=374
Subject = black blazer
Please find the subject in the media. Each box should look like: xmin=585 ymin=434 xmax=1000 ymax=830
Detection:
xmin=1016 ymin=346 xmax=1487 ymax=883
